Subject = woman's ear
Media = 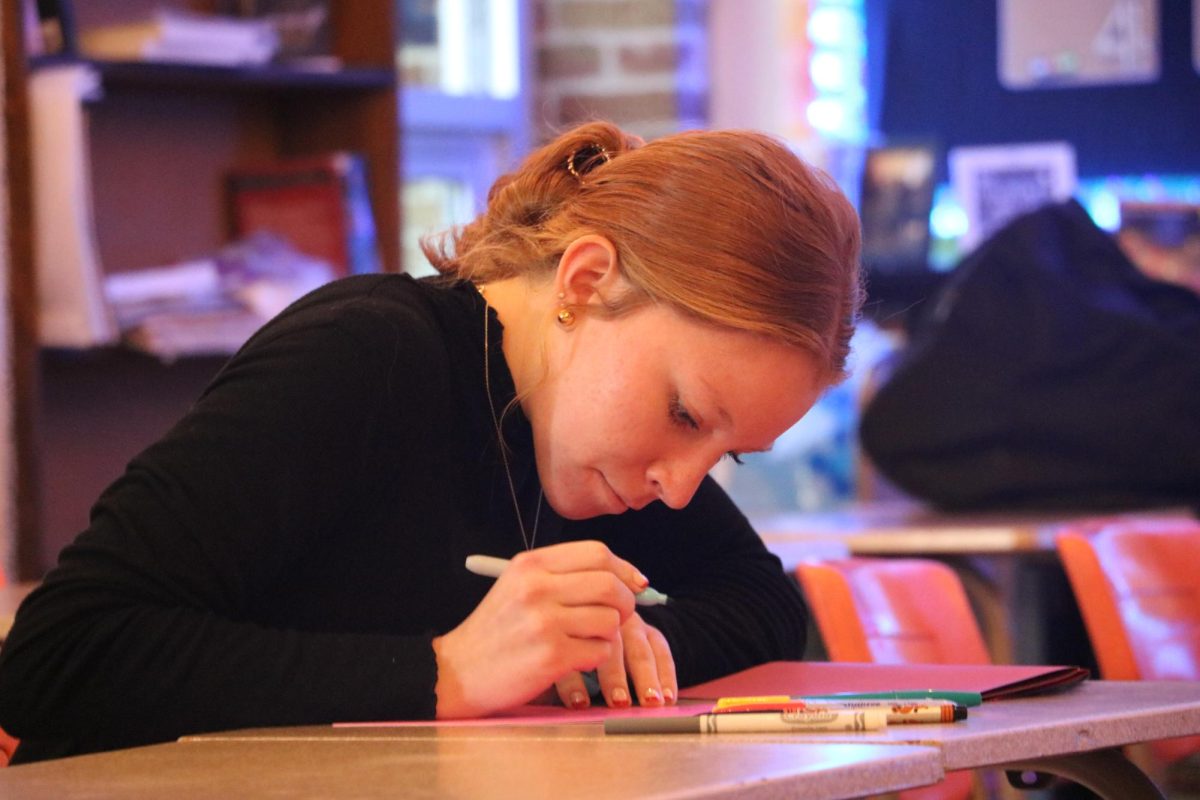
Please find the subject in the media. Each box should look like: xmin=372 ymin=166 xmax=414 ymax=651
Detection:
xmin=554 ymin=235 xmax=628 ymax=308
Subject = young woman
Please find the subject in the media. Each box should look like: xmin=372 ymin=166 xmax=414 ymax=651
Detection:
xmin=0 ymin=121 xmax=863 ymax=762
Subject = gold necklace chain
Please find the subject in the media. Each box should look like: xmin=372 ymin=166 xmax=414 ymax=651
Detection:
xmin=479 ymin=286 xmax=543 ymax=551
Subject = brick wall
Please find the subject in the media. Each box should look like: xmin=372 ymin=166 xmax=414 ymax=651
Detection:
xmin=533 ymin=0 xmax=709 ymax=142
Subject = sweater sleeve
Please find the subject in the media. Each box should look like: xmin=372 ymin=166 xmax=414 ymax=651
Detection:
xmin=570 ymin=477 xmax=809 ymax=688
xmin=0 ymin=308 xmax=441 ymax=758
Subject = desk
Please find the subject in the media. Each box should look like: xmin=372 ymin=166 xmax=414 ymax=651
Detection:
xmin=734 ymin=680 xmax=1200 ymax=800
xmin=0 ymin=732 xmax=943 ymax=800
xmin=1 ymin=683 xmax=1193 ymax=798
xmin=755 ymin=502 xmax=1196 ymax=664
xmin=752 ymin=501 xmax=1196 ymax=565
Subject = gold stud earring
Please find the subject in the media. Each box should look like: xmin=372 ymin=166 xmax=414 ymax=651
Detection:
xmin=555 ymin=293 xmax=576 ymax=328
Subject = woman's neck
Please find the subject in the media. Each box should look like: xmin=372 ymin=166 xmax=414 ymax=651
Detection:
xmin=478 ymin=277 xmax=550 ymax=403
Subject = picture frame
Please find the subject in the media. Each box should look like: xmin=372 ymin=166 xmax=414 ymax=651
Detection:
xmin=949 ymin=141 xmax=1077 ymax=252
xmin=998 ymin=0 xmax=1160 ymax=90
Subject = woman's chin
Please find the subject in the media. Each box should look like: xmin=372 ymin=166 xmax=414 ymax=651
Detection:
xmin=544 ymin=485 xmax=625 ymax=521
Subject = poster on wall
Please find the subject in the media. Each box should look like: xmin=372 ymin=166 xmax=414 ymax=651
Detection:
xmin=949 ymin=142 xmax=1078 ymax=252
xmin=1194 ymin=0 xmax=1200 ymax=74
xmin=999 ymin=0 xmax=1160 ymax=89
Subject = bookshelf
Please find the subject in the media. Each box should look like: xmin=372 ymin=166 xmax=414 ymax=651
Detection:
xmin=7 ymin=1 xmax=400 ymax=578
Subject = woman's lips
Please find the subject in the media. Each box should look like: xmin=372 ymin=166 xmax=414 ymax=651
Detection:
xmin=600 ymin=474 xmax=629 ymax=512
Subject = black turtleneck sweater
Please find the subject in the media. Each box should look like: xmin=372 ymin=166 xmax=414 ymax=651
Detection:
xmin=0 ymin=275 xmax=807 ymax=762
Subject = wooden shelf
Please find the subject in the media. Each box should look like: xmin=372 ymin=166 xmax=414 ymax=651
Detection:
xmin=8 ymin=2 xmax=401 ymax=578
xmin=30 ymin=55 xmax=396 ymax=92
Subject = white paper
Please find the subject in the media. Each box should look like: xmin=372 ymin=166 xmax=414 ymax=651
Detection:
xmin=28 ymin=64 xmax=118 ymax=348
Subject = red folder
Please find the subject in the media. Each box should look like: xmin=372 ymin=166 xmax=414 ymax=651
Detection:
xmin=679 ymin=661 xmax=1089 ymax=702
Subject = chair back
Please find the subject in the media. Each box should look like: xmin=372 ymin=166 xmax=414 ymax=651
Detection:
xmin=1056 ymin=518 xmax=1200 ymax=764
xmin=796 ymin=557 xmax=988 ymax=800
xmin=796 ymin=557 xmax=990 ymax=665
xmin=0 ymin=567 xmax=14 ymax=764
xmin=0 ymin=729 xmax=16 ymax=767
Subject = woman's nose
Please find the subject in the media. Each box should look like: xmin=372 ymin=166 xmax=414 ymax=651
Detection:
xmin=647 ymin=454 xmax=717 ymax=509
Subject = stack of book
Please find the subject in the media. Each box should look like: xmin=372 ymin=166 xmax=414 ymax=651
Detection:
xmin=227 ymin=152 xmax=380 ymax=278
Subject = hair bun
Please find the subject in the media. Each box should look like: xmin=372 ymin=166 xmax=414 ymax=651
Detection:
xmin=566 ymin=143 xmax=612 ymax=180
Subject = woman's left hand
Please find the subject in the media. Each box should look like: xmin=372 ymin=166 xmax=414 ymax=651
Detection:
xmin=553 ymin=612 xmax=677 ymax=709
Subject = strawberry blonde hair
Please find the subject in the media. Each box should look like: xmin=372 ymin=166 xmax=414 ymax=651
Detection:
xmin=424 ymin=121 xmax=864 ymax=382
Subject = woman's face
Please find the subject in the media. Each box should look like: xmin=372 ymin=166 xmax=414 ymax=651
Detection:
xmin=525 ymin=303 xmax=827 ymax=520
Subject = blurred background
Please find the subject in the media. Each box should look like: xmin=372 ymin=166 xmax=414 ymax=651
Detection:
xmin=3 ymin=0 xmax=1199 ymax=581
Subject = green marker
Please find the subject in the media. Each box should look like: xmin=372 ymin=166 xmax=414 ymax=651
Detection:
xmin=798 ymin=690 xmax=983 ymax=707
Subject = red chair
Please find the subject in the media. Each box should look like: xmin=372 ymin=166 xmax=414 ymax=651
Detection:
xmin=796 ymin=557 xmax=989 ymax=800
xmin=1056 ymin=518 xmax=1200 ymax=768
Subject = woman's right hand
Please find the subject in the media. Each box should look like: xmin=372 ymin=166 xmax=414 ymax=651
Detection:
xmin=431 ymin=541 xmax=651 ymax=718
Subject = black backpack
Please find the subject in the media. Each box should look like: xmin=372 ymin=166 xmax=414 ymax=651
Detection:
xmin=859 ymin=199 xmax=1200 ymax=511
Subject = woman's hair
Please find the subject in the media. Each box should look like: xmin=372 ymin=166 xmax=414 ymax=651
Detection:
xmin=424 ymin=121 xmax=864 ymax=382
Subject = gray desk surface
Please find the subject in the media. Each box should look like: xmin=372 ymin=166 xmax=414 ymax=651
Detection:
xmin=753 ymin=680 xmax=1200 ymax=771
xmin=290 ymin=680 xmax=1199 ymax=773
xmin=0 ymin=733 xmax=943 ymax=800
xmin=200 ymin=679 xmax=1196 ymax=799
xmin=184 ymin=680 xmax=1200 ymax=800
xmin=2 ymin=681 xmax=1193 ymax=799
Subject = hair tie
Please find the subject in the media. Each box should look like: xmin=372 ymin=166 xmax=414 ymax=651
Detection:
xmin=566 ymin=144 xmax=611 ymax=180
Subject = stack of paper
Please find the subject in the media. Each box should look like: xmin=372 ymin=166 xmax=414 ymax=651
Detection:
xmin=103 ymin=234 xmax=334 ymax=362
xmin=80 ymin=10 xmax=280 ymax=67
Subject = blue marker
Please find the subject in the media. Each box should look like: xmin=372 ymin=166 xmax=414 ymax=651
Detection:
xmin=464 ymin=554 xmax=669 ymax=606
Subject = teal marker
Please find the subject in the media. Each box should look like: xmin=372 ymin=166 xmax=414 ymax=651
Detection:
xmin=799 ymin=690 xmax=983 ymax=708
xmin=464 ymin=554 xmax=669 ymax=606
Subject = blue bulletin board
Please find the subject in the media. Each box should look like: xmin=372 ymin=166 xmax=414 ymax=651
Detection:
xmin=866 ymin=0 xmax=1200 ymax=179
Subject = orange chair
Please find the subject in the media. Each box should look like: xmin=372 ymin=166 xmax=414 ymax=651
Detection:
xmin=1056 ymin=518 xmax=1200 ymax=767
xmin=0 ymin=564 xmax=18 ymax=765
xmin=0 ymin=729 xmax=16 ymax=767
xmin=796 ymin=557 xmax=990 ymax=800
xmin=797 ymin=557 xmax=991 ymax=665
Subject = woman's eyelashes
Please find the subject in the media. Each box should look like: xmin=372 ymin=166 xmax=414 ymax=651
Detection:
xmin=670 ymin=395 xmax=744 ymax=465
xmin=668 ymin=395 xmax=700 ymax=431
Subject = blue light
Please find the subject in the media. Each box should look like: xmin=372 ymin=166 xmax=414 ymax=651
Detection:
xmin=805 ymin=0 xmax=868 ymax=144
xmin=930 ymin=194 xmax=969 ymax=240
xmin=1084 ymin=188 xmax=1122 ymax=231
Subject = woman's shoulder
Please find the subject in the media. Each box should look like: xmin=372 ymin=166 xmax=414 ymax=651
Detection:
xmin=247 ymin=273 xmax=475 ymax=353
xmin=198 ymin=274 xmax=478 ymax=412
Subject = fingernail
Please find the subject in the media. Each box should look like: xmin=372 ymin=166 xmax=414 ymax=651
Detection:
xmin=611 ymin=687 xmax=631 ymax=708
xmin=662 ymin=687 xmax=676 ymax=704
xmin=569 ymin=691 xmax=589 ymax=710
xmin=634 ymin=572 xmax=650 ymax=589
xmin=643 ymin=687 xmax=662 ymax=705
